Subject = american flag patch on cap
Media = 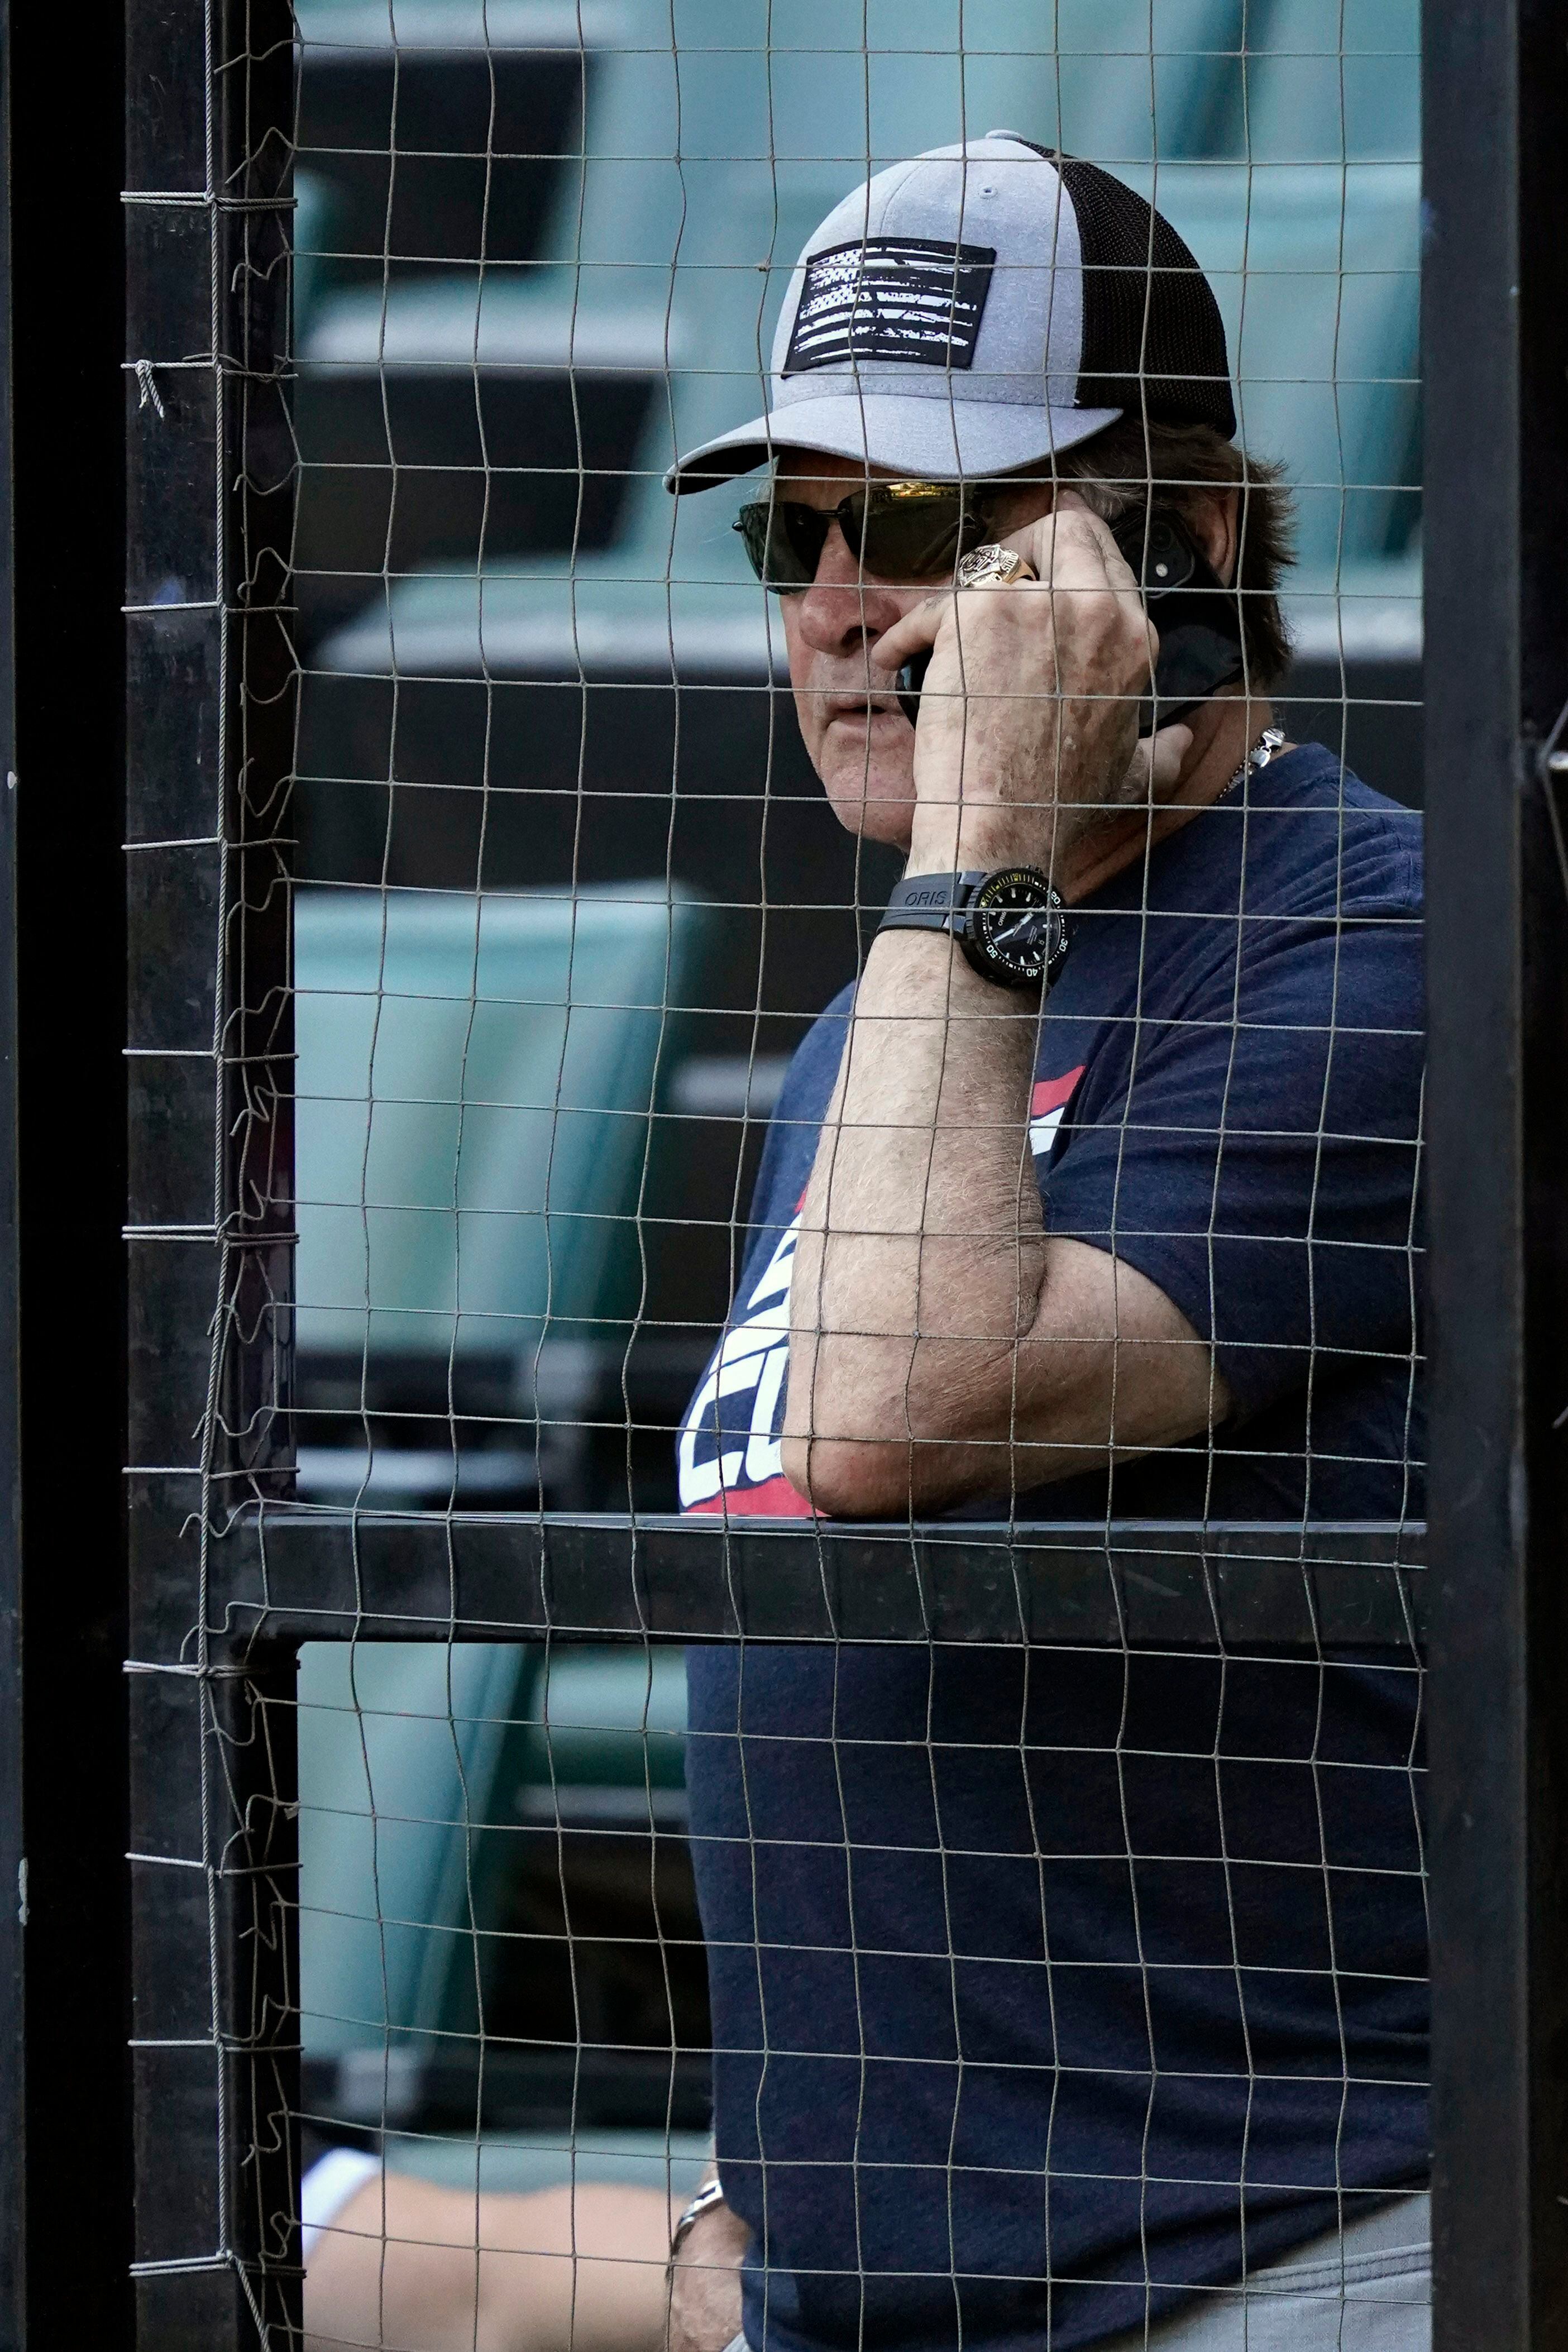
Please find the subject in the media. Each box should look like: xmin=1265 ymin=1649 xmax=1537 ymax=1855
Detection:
xmin=783 ymin=237 xmax=996 ymax=375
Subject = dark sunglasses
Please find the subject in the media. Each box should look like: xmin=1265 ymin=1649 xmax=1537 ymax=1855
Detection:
xmin=734 ymin=479 xmax=998 ymax=592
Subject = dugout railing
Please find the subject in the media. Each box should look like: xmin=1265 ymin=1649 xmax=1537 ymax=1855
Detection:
xmin=0 ymin=0 xmax=1565 ymax=2345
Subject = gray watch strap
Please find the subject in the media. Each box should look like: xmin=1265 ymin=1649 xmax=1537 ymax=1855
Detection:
xmin=878 ymin=872 xmax=984 ymax=936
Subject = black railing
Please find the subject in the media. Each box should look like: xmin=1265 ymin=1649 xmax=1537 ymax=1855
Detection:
xmin=137 ymin=1510 xmax=1430 ymax=2344
xmin=1422 ymin=3 xmax=1568 ymax=2345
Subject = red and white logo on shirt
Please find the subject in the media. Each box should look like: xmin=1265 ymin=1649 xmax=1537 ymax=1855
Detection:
xmin=1029 ymin=1066 xmax=1084 ymax=1158
xmin=678 ymin=1211 xmax=810 ymax=1515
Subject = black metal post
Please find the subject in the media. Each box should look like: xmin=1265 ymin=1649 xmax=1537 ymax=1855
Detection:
xmin=212 ymin=1652 xmax=302 ymax=2329
xmin=1423 ymin=3 xmax=1568 ymax=2345
xmin=0 ymin=0 xmax=134 ymax=2341
xmin=125 ymin=0 xmax=298 ymax=2339
xmin=0 ymin=17 xmax=21 ymax=2340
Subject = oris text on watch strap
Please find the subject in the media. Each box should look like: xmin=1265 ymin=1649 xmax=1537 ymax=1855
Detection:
xmin=877 ymin=868 xmax=1070 ymax=991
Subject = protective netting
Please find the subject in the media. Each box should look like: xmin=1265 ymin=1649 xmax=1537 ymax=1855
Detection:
xmin=286 ymin=6 xmax=1427 ymax=2347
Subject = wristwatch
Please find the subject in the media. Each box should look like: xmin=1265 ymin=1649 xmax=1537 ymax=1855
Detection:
xmin=877 ymin=867 xmax=1070 ymax=992
xmin=670 ymin=2176 xmax=728 ymax=2256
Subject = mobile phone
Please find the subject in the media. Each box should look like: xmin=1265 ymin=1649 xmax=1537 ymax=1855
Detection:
xmin=897 ymin=647 xmax=931 ymax=726
xmin=895 ymin=509 xmax=1245 ymax=738
xmin=1109 ymin=506 xmax=1246 ymax=732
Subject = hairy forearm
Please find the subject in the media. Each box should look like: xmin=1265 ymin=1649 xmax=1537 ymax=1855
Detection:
xmin=785 ymin=928 xmax=1051 ymax=1492
xmin=780 ymin=510 xmax=1240 ymax=1513
xmin=667 ymin=2183 xmax=749 ymax=2352
xmin=782 ymin=931 xmax=1228 ymax=1512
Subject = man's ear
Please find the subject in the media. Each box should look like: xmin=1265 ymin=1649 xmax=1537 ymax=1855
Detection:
xmin=1191 ymin=487 xmax=1240 ymax=585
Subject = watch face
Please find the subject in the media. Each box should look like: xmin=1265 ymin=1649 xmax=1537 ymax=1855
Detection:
xmin=963 ymin=868 xmax=1065 ymax=987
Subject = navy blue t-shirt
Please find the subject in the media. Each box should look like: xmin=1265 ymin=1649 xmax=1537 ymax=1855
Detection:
xmin=678 ymin=747 xmax=1427 ymax=2351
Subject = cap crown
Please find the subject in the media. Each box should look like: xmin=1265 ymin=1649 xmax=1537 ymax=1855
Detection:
xmin=769 ymin=133 xmax=1236 ymax=442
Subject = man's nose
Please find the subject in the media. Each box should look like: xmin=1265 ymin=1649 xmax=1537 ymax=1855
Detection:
xmin=793 ymin=523 xmax=906 ymax=661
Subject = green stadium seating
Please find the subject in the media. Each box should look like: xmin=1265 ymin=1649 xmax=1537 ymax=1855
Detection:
xmin=294 ymin=878 xmax=710 ymax=1363
xmin=374 ymin=2121 xmax=712 ymax=2198
xmin=1241 ymin=0 xmax=1419 ymax=165
xmin=1122 ymin=160 xmax=1420 ymax=575
xmin=298 ymin=1636 xmax=705 ymax=2148
xmin=299 ymin=1641 xmax=528 ymax=2075
xmin=293 ymin=880 xmax=716 ymax=1503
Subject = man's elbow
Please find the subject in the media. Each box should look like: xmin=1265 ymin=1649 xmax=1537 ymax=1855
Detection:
xmin=779 ymin=1433 xmax=921 ymax=1521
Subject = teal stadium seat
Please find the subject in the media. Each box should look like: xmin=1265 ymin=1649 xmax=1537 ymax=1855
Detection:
xmin=293 ymin=879 xmax=715 ymax=1504
xmin=293 ymin=878 xmax=715 ymax=2165
xmin=1242 ymin=0 xmax=1419 ymax=165
xmin=1116 ymin=155 xmax=1419 ymax=646
xmin=1220 ymin=0 xmax=1422 ymax=663
xmin=299 ymin=1641 xmax=527 ymax=2090
xmin=298 ymin=1634 xmax=710 ymax=2174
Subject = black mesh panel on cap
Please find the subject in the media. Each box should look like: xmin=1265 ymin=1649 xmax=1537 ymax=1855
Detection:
xmin=1020 ymin=145 xmax=1237 ymax=437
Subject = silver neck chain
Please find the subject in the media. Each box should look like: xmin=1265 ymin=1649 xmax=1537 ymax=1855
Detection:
xmin=1215 ymin=724 xmax=1287 ymax=804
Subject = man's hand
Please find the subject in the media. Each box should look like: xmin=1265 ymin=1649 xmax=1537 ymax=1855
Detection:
xmin=873 ymin=493 xmax=1190 ymax=893
xmin=667 ymin=2188 xmax=749 ymax=2352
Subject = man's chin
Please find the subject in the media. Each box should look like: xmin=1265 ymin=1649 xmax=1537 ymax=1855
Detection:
xmin=817 ymin=758 xmax=917 ymax=848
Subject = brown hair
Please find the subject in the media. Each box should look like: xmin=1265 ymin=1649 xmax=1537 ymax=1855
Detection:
xmin=1019 ymin=418 xmax=1297 ymax=690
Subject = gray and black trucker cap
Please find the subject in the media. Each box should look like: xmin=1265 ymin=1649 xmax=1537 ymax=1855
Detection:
xmin=666 ymin=132 xmax=1236 ymax=493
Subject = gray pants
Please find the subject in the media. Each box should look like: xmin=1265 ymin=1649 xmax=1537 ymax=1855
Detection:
xmin=723 ymin=2194 xmax=1431 ymax=2352
xmin=1104 ymin=2194 xmax=1431 ymax=2350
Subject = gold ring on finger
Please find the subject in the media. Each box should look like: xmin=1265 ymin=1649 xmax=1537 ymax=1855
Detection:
xmin=954 ymin=544 xmax=1038 ymax=589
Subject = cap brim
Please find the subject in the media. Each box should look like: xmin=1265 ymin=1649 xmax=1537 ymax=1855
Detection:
xmin=665 ymin=391 xmax=1123 ymax=493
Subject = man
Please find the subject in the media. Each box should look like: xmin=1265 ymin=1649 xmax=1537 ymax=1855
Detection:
xmin=669 ymin=137 xmax=1427 ymax=2351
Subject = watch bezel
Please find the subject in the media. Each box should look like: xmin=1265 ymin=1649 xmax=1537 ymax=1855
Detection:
xmin=957 ymin=866 xmax=1068 ymax=989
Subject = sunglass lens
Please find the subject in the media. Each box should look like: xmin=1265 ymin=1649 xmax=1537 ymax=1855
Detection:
xmin=733 ymin=500 xmax=823 ymax=591
xmin=735 ymin=486 xmax=989 ymax=588
xmin=858 ymin=486 xmax=980 ymax=581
